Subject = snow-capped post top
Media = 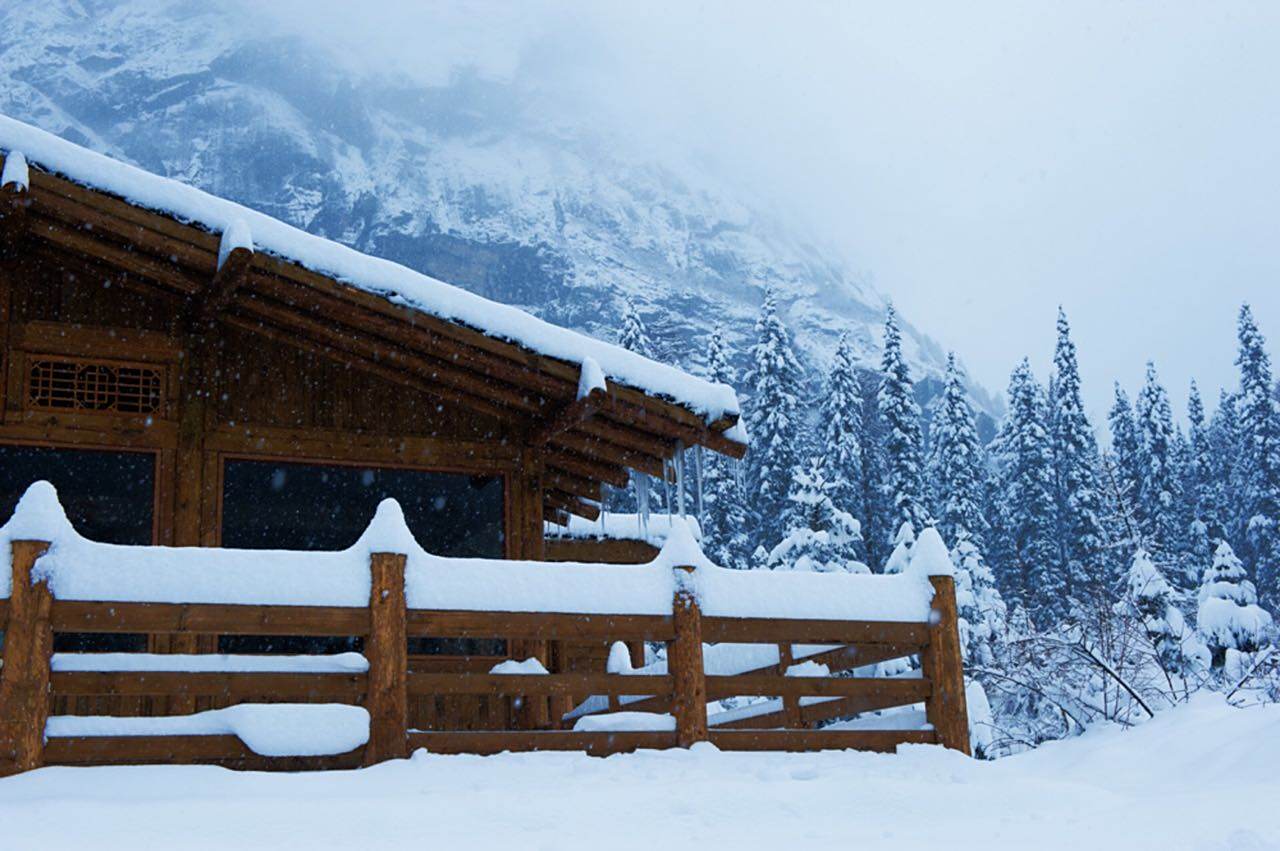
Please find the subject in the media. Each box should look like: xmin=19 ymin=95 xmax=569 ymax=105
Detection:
xmin=1 ymin=480 xmax=74 ymax=546
xmin=577 ymin=355 xmax=607 ymax=401
xmin=908 ymin=527 xmax=955 ymax=577
xmin=1 ymin=150 xmax=29 ymax=192
xmin=353 ymin=498 xmax=418 ymax=556
xmin=217 ymin=218 xmax=253 ymax=272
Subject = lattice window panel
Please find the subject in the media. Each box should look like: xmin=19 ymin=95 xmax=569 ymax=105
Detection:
xmin=25 ymin=357 xmax=165 ymax=415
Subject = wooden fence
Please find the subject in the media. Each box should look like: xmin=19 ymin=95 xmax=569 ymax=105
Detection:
xmin=0 ymin=540 xmax=969 ymax=775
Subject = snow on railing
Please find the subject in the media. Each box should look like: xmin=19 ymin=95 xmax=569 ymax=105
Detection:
xmin=0 ymin=481 xmax=973 ymax=771
xmin=0 ymin=481 xmax=938 ymax=623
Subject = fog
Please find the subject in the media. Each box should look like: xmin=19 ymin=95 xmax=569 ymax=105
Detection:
xmin=247 ymin=1 xmax=1280 ymax=423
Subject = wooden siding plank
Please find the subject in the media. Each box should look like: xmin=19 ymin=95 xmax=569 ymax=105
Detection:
xmin=51 ymin=601 xmax=370 ymax=636
xmin=50 ymin=671 xmax=366 ymax=700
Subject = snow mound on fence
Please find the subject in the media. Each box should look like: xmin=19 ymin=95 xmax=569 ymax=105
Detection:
xmin=0 ymin=117 xmax=739 ymax=425
xmin=1 ymin=485 xmax=936 ymax=624
xmin=45 ymin=704 xmax=370 ymax=757
xmin=573 ymin=712 xmax=675 ymax=732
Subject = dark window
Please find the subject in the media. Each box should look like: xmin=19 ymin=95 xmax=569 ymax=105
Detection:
xmin=0 ymin=444 xmax=154 ymax=652
xmin=220 ymin=460 xmax=506 ymax=656
xmin=0 ymin=444 xmax=155 ymax=544
xmin=220 ymin=460 xmax=504 ymax=556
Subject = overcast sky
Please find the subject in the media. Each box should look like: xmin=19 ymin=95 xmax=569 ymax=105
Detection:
xmin=254 ymin=0 xmax=1280 ymax=425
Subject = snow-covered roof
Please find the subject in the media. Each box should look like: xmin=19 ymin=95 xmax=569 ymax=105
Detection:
xmin=545 ymin=513 xmax=702 ymax=546
xmin=0 ymin=114 xmax=741 ymax=427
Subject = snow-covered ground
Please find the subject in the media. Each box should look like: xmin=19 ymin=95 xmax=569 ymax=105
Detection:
xmin=2 ymin=695 xmax=1275 ymax=850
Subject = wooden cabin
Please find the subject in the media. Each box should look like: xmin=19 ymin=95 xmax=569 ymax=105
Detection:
xmin=0 ymin=117 xmax=971 ymax=770
xmin=0 ymin=117 xmax=746 ymax=727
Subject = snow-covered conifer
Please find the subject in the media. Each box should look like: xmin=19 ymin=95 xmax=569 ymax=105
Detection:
xmin=1184 ymin=381 xmax=1217 ymax=565
xmin=951 ymin=528 xmax=1008 ymax=667
xmin=929 ymin=353 xmax=988 ymax=549
xmin=878 ymin=305 xmax=929 ymax=534
xmin=617 ymin=296 xmax=654 ymax=359
xmin=991 ymin=359 xmax=1061 ymax=619
xmin=819 ymin=333 xmax=865 ymax=554
xmin=745 ymin=287 xmax=804 ymax=542
xmin=1108 ymin=383 xmax=1143 ymax=525
xmin=766 ymin=456 xmax=867 ymax=573
xmin=883 ymin=521 xmax=915 ymax=575
xmin=1134 ymin=363 xmax=1188 ymax=581
xmin=1122 ymin=549 xmax=1200 ymax=676
xmin=858 ymin=370 xmax=895 ymax=571
xmin=1234 ymin=304 xmax=1280 ymax=603
xmin=701 ymin=326 xmax=750 ymax=568
xmin=1049 ymin=309 xmax=1108 ymax=601
xmin=1197 ymin=541 xmax=1273 ymax=671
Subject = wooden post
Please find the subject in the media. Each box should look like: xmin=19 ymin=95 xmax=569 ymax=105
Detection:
xmin=670 ymin=565 xmax=707 ymax=748
xmin=364 ymin=552 xmax=408 ymax=764
xmin=777 ymin=643 xmax=803 ymax=729
xmin=0 ymin=540 xmax=53 ymax=776
xmin=921 ymin=575 xmax=971 ymax=755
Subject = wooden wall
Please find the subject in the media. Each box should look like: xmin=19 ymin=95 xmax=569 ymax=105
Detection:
xmin=0 ymin=247 xmax=541 ymax=556
xmin=2 ymin=243 xmax=555 ymax=724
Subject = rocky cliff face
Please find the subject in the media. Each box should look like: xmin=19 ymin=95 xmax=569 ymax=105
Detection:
xmin=0 ymin=0 xmax=998 ymax=432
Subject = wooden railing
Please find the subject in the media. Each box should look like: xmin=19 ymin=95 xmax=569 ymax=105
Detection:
xmin=0 ymin=540 xmax=969 ymax=775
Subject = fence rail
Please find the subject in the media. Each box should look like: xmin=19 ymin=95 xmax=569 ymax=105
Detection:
xmin=0 ymin=538 xmax=970 ymax=775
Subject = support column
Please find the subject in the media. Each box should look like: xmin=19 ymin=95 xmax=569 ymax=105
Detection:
xmin=0 ymin=540 xmax=53 ymax=776
xmin=670 ymin=565 xmax=707 ymax=748
xmin=921 ymin=574 xmax=971 ymax=755
xmin=365 ymin=551 xmax=409 ymax=764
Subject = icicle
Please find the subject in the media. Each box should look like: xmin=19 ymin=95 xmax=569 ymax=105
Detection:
xmin=662 ymin=457 xmax=673 ymax=520
xmin=674 ymin=441 xmax=686 ymax=518
xmin=636 ymin=475 xmax=651 ymax=540
xmin=694 ymin=445 xmax=705 ymax=528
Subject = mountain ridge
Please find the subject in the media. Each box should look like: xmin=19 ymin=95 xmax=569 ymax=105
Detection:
xmin=0 ymin=0 xmax=1000 ymax=432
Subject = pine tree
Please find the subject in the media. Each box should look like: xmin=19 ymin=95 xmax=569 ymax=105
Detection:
xmin=1122 ymin=549 xmax=1196 ymax=676
xmin=858 ymin=370 xmax=895 ymax=571
xmin=950 ymin=528 xmax=1008 ymax=668
xmin=878 ymin=305 xmax=929 ymax=535
xmin=1208 ymin=390 xmax=1244 ymax=546
xmin=700 ymin=326 xmax=750 ymax=568
xmin=766 ymin=456 xmax=866 ymax=573
xmin=1108 ymin=384 xmax=1143 ymax=528
xmin=1049 ymin=309 xmax=1108 ymax=603
xmin=991 ymin=359 xmax=1061 ymax=620
xmin=1134 ymin=364 xmax=1186 ymax=576
xmin=745 ymin=287 xmax=804 ymax=543
xmin=883 ymin=521 xmax=915 ymax=574
xmin=928 ymin=353 xmax=987 ymax=549
xmin=1197 ymin=540 xmax=1273 ymax=670
xmin=1234 ymin=304 xmax=1280 ymax=603
xmin=1184 ymin=381 xmax=1217 ymax=565
xmin=819 ymin=333 xmax=865 ymax=556
xmin=618 ymin=296 xmax=654 ymax=359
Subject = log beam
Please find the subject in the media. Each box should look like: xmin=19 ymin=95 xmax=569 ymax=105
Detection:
xmin=195 ymin=244 xmax=254 ymax=323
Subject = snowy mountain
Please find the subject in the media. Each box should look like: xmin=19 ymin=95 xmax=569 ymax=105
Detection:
xmin=0 ymin=0 xmax=998 ymax=430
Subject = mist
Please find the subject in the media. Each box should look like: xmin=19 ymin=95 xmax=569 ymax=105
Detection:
xmin=244 ymin=0 xmax=1280 ymax=422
